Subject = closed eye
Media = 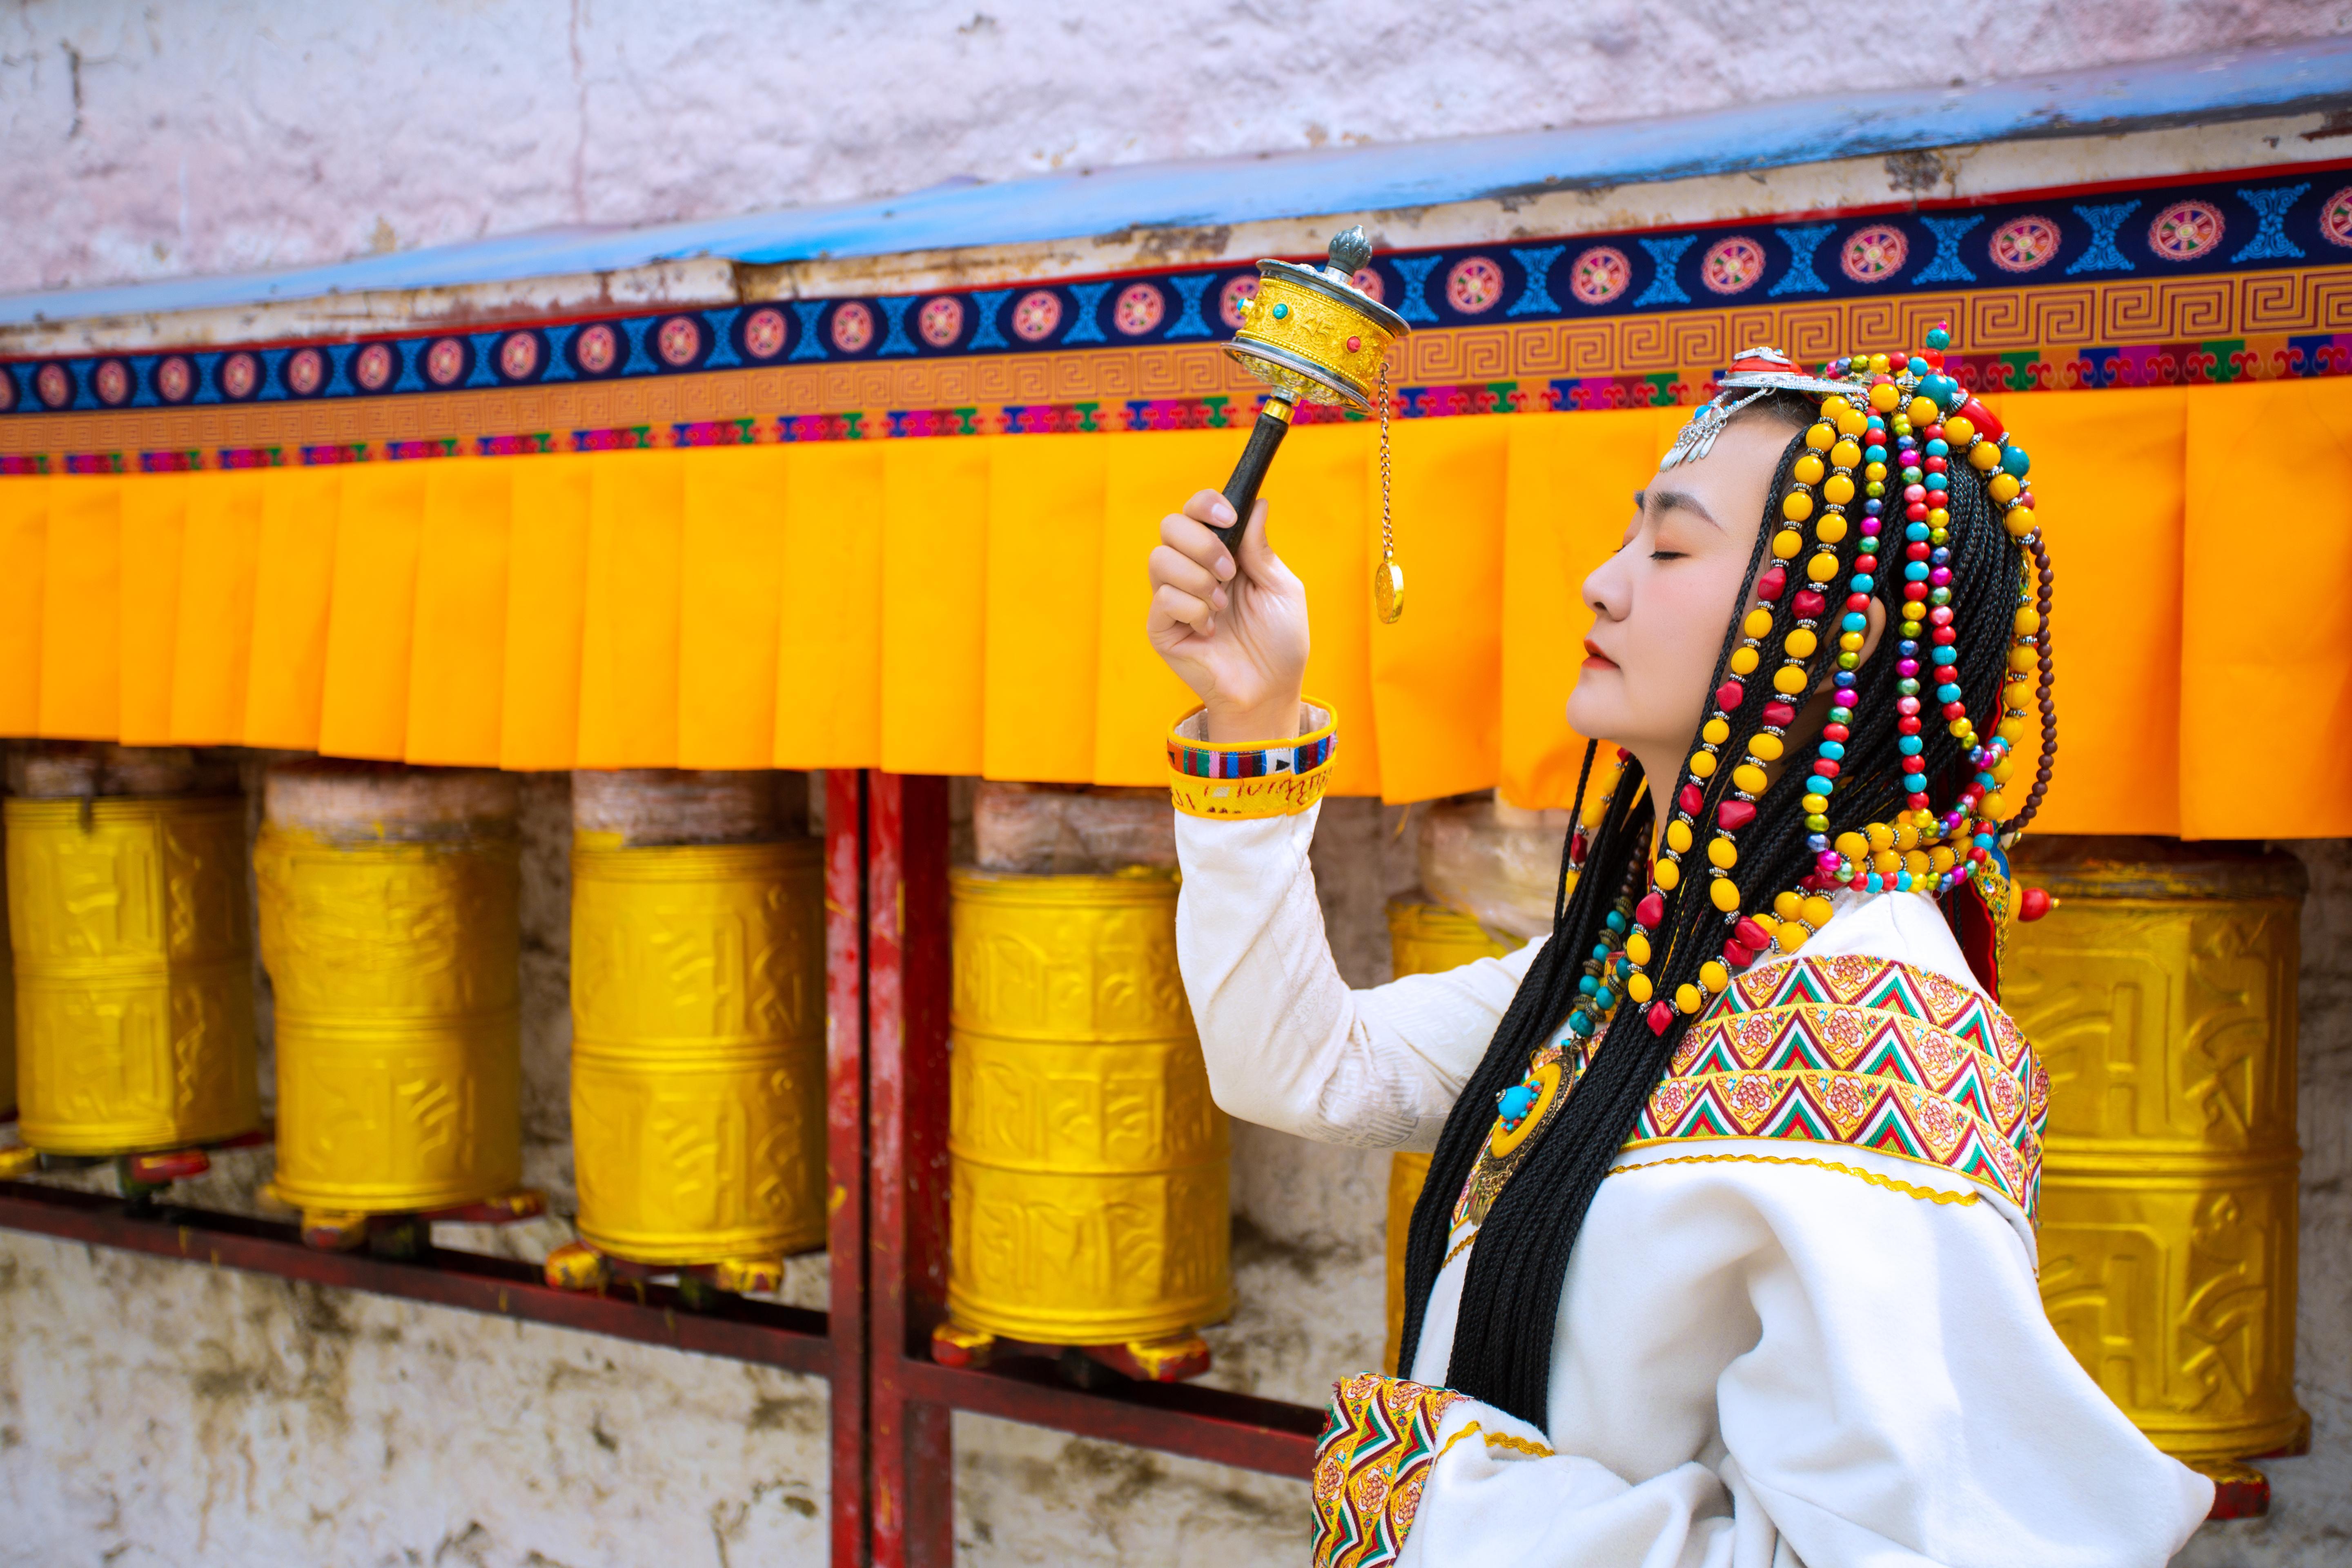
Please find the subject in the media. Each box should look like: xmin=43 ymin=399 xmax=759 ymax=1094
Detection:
xmin=1650 ymin=549 xmax=1686 ymax=561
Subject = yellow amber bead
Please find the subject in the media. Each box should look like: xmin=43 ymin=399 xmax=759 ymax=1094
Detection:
xmin=1868 ymin=381 xmax=1900 ymax=413
xmin=1907 ymin=396 xmax=1939 ymax=426
xmin=1702 ymin=717 xmax=1731 ymax=744
xmin=1777 ymin=920 xmax=1809 ymax=952
xmin=1786 ymin=627 xmax=1818 ymax=657
xmin=1988 ymin=472 xmax=2021 ymax=504
xmin=1930 ymin=847 xmax=1958 ymax=873
xmin=1872 ymin=849 xmax=1901 ymax=874
xmin=1869 ymin=354 xmax=1890 ymax=373
xmin=1688 ymin=751 xmax=1718 ymax=778
xmin=1823 ymin=474 xmax=1855 ymax=505
xmin=2009 ymin=646 xmax=2036 ymax=672
xmin=1980 ymin=790 xmax=2008 ymax=819
xmin=1655 ymin=859 xmax=1682 ymax=890
xmin=1836 ymin=406 xmax=1869 ymax=438
xmin=1906 ymin=849 xmax=1931 ymax=875
xmin=1838 ymin=632 xmax=1863 ymax=651
xmin=1998 ymin=716 xmax=2029 ymax=742
xmin=1805 ymin=421 xmax=1836 ymax=451
xmin=1772 ymin=665 xmax=1809 ymax=696
xmin=1773 ymin=890 xmax=1802 ymax=919
xmin=1801 ymin=895 xmax=1836 ymax=928
xmin=1626 ymin=932 xmax=1651 ymax=964
xmin=1831 ymin=439 xmax=1862 ymax=468
xmin=1708 ymin=838 xmax=1738 ymax=870
xmin=1744 ymin=608 xmax=1775 ymax=638
xmin=1709 ymin=878 xmax=1742 ymax=913
xmin=1806 ymin=553 xmax=1839 ymax=583
xmin=1773 ymin=530 xmax=1804 ymax=559
xmin=1822 ymin=396 xmax=1854 ymax=420
xmin=1945 ymin=416 xmax=1976 ymax=444
xmin=1783 ymin=490 xmax=1815 ymax=522
xmin=2014 ymin=607 xmax=2041 ymax=635
xmin=1793 ymin=453 xmax=1826 ymax=483
xmin=1731 ymin=763 xmax=1767 ymax=794
xmin=1970 ymin=442 xmax=2002 ymax=472
xmin=2005 ymin=505 xmax=2036 ymax=537
xmin=1676 ymin=983 xmax=1704 ymax=1015
xmin=1749 ymin=734 xmax=1783 ymax=761
xmin=1865 ymin=822 xmax=1895 ymax=850
xmin=1666 ymin=820 xmax=1694 ymax=852
xmin=1993 ymin=757 xmax=2016 ymax=784
xmin=1627 ymin=973 xmax=1654 ymax=1003
xmin=1928 ymin=509 xmax=1949 ymax=530
xmin=1835 ymin=831 xmax=1867 ymax=859
xmin=1729 ymin=646 xmax=1760 ymax=675
xmin=1699 ymin=960 xmax=1730 ymax=993
xmin=1817 ymin=516 xmax=1849 ymax=544
xmin=1894 ymin=822 xmax=1920 ymax=850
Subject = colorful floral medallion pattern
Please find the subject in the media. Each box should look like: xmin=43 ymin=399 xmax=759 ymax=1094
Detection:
xmin=1011 ymin=289 xmax=1062 ymax=341
xmin=2324 ymin=186 xmax=2352 ymax=249
xmin=219 ymin=352 xmax=260 ymax=399
xmin=743 ymin=306 xmax=790 ymax=359
xmin=1446 ymin=256 xmax=1505 ymax=314
xmin=1311 ymin=1374 xmax=1462 ymax=1568
xmin=1842 ymin=224 xmax=1909 ymax=283
xmin=830 ymin=302 xmax=874 ymax=353
xmin=1570 ymin=245 xmax=1632 ymax=305
xmin=656 ymin=316 xmax=702 ymax=366
xmin=498 ymin=333 xmax=540 ymax=382
xmin=155 ymin=355 xmax=195 ymax=402
xmin=93 ymin=359 xmax=131 ymax=405
xmin=574 ymin=324 xmax=619 ymax=374
xmin=285 ymin=347 xmax=326 ymax=395
xmin=918 ymin=296 xmax=964 ymax=347
xmin=423 ymin=338 xmax=466 ymax=387
xmin=352 ymin=343 xmax=395 ymax=390
xmin=1702 ymin=236 xmax=1766 ymax=294
xmin=1218 ymin=274 xmax=1258 ymax=329
xmin=2149 ymin=200 xmax=2225 ymax=261
xmin=1988 ymin=214 xmax=2062 ymax=273
xmin=1114 ymin=282 xmax=1165 ymax=336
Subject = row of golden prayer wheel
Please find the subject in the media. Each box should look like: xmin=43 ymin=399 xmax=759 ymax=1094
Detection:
xmin=0 ymin=751 xmax=2308 ymax=1494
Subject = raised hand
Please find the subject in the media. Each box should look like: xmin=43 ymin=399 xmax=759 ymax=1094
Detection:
xmin=1145 ymin=488 xmax=1310 ymax=742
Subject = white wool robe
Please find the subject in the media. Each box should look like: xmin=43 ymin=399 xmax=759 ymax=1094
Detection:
xmin=1174 ymin=803 xmax=2211 ymax=1568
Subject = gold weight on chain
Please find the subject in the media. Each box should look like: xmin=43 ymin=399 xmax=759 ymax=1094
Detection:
xmin=1373 ymin=355 xmax=1403 ymax=624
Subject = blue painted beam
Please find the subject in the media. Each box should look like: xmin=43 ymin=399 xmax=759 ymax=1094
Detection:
xmin=7 ymin=38 xmax=2349 ymax=328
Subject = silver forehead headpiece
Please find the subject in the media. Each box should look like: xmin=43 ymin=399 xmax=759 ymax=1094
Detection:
xmin=1659 ymin=346 xmax=1858 ymax=472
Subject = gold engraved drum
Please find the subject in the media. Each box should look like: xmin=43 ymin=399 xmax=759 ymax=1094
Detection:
xmin=257 ymin=825 xmax=521 ymax=1213
xmin=570 ymin=837 xmax=826 ymax=1264
xmin=1383 ymin=899 xmax=1515 ymax=1370
xmin=949 ymin=867 xmax=1230 ymax=1344
xmin=5 ymin=797 xmax=257 ymax=1154
xmin=2006 ymin=838 xmax=2307 ymax=1472
xmin=0 ymin=835 xmax=13 ymax=1122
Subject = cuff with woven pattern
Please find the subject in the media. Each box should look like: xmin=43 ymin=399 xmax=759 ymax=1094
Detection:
xmin=1166 ymin=699 xmax=1336 ymax=819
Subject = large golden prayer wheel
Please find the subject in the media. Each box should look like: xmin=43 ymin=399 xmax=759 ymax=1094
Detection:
xmin=0 ymin=837 xmax=14 ymax=1123
xmin=2006 ymin=837 xmax=2307 ymax=1499
xmin=1383 ymin=900 xmax=1515 ymax=1370
xmin=947 ymin=867 xmax=1230 ymax=1349
xmin=570 ymin=833 xmax=827 ymax=1267
xmin=257 ymin=764 xmax=523 ymax=1216
xmin=5 ymin=794 xmax=257 ymax=1155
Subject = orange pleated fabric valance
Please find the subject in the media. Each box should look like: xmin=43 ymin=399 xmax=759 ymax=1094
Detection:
xmin=3 ymin=379 xmax=2348 ymax=839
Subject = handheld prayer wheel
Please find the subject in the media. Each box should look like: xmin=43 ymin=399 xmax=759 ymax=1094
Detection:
xmin=257 ymin=762 xmax=526 ymax=1229
xmin=1382 ymin=900 xmax=1515 ymax=1372
xmin=2005 ymin=837 xmax=2308 ymax=1517
xmin=939 ymin=866 xmax=1230 ymax=1376
xmin=3 ymin=746 xmax=256 ymax=1162
xmin=1219 ymin=225 xmax=1413 ymax=621
xmin=550 ymin=771 xmax=825 ymax=1296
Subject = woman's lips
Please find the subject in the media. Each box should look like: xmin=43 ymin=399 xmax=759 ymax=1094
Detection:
xmin=1581 ymin=637 xmax=1618 ymax=670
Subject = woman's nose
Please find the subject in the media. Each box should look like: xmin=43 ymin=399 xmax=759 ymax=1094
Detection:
xmin=1583 ymin=546 xmax=1630 ymax=620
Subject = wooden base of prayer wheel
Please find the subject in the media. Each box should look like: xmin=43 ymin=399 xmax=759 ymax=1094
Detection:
xmin=939 ymin=867 xmax=1230 ymax=1365
xmin=2006 ymin=837 xmax=2310 ymax=1519
xmin=257 ymin=762 xmax=531 ymax=1229
xmin=4 ymin=787 xmax=257 ymax=1158
xmin=1382 ymin=899 xmax=1515 ymax=1372
xmin=558 ymin=770 xmax=826 ymax=1287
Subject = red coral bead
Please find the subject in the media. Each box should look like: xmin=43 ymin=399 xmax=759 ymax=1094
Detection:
xmin=1647 ymin=1001 xmax=1676 ymax=1035
xmin=1734 ymin=917 xmax=1774 ymax=951
xmin=1723 ymin=938 xmax=1756 ymax=969
xmin=1793 ymin=590 xmax=1827 ymax=618
xmin=1763 ymin=702 xmax=1797 ymax=726
xmin=1717 ymin=799 xmax=1756 ymax=830
xmin=1958 ymin=398 xmax=2005 ymax=441
xmin=1716 ymin=679 xmax=1746 ymax=711
xmin=1757 ymin=565 xmax=1787 ymax=600
xmin=1678 ymin=783 xmax=1706 ymax=816
xmin=2018 ymin=887 xmax=2054 ymax=921
xmin=1635 ymin=891 xmax=1665 ymax=929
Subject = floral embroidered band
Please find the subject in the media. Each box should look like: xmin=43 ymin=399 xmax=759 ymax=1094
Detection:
xmin=1311 ymin=1373 xmax=1463 ymax=1568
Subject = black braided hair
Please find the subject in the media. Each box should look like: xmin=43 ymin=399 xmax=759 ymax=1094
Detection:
xmin=1394 ymin=394 xmax=2025 ymax=1428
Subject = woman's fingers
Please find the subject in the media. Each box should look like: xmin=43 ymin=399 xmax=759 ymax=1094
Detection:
xmin=1165 ymin=492 xmax=1237 ymax=580
xmin=1149 ymin=581 xmax=1216 ymax=638
xmin=1148 ymin=543 xmax=1227 ymax=608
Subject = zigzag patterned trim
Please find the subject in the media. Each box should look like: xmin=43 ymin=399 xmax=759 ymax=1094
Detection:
xmin=1610 ymin=1151 xmax=1981 ymax=1206
xmin=1311 ymin=1373 xmax=1461 ymax=1568
xmin=1635 ymin=956 xmax=2046 ymax=1217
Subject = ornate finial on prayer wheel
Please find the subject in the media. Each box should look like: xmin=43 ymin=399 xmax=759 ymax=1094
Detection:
xmin=1218 ymin=225 xmax=1414 ymax=622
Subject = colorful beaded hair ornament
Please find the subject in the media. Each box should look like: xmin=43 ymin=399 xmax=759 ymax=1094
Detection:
xmin=1608 ymin=330 xmax=2056 ymax=1035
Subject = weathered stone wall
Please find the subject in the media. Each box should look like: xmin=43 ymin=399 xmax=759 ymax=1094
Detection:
xmin=4 ymin=1 xmax=2348 ymax=296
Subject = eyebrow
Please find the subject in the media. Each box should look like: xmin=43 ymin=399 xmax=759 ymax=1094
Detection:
xmin=1631 ymin=488 xmax=1719 ymax=527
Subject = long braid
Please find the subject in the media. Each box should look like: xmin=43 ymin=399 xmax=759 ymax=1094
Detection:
xmin=1394 ymin=403 xmax=2022 ymax=1425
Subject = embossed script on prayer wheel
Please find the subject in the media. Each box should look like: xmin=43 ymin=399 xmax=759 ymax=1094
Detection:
xmin=2006 ymin=837 xmax=2308 ymax=1488
xmin=1383 ymin=899 xmax=1514 ymax=1372
xmin=4 ymin=796 xmax=257 ymax=1154
xmin=570 ymin=836 xmax=827 ymax=1265
xmin=948 ymin=868 xmax=1230 ymax=1345
xmin=257 ymin=764 xmax=522 ymax=1214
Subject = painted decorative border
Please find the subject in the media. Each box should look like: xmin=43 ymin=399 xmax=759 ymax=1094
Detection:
xmin=4 ymin=163 xmax=2349 ymax=472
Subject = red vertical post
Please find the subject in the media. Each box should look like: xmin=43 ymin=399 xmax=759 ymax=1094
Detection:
xmin=867 ymin=772 xmax=956 ymax=1566
xmin=826 ymin=770 xmax=872 ymax=1568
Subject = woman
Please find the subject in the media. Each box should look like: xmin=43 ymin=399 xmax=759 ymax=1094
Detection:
xmin=1144 ymin=340 xmax=2212 ymax=1566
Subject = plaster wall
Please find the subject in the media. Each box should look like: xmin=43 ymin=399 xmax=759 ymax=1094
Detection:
xmin=5 ymin=0 xmax=2352 ymax=298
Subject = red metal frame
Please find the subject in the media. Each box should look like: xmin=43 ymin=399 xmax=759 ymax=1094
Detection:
xmin=0 ymin=767 xmax=1327 ymax=1568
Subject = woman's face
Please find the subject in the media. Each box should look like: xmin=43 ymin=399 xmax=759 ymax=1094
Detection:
xmin=1565 ymin=414 xmax=1793 ymax=766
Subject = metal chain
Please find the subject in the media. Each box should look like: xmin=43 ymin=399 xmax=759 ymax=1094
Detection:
xmin=1377 ymin=356 xmax=1395 ymax=566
